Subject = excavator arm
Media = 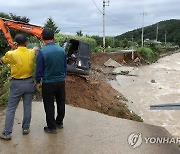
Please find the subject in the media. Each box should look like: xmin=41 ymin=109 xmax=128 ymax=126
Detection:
xmin=0 ymin=17 xmax=43 ymax=49
xmin=0 ymin=18 xmax=14 ymax=48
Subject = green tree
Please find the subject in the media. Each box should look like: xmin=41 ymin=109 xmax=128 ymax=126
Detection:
xmin=44 ymin=17 xmax=60 ymax=34
xmin=9 ymin=13 xmax=30 ymax=23
xmin=91 ymin=35 xmax=102 ymax=47
xmin=76 ymin=30 xmax=83 ymax=36
xmin=122 ymin=38 xmax=130 ymax=48
xmin=0 ymin=12 xmax=11 ymax=19
xmin=105 ymin=37 xmax=113 ymax=48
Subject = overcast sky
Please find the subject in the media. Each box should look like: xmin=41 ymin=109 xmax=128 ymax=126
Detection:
xmin=0 ymin=0 xmax=179 ymax=36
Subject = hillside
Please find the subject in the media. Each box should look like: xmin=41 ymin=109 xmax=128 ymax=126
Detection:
xmin=116 ymin=19 xmax=180 ymax=45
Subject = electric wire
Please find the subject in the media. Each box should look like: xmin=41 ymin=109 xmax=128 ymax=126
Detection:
xmin=91 ymin=0 xmax=133 ymax=29
xmin=91 ymin=0 xmax=103 ymax=14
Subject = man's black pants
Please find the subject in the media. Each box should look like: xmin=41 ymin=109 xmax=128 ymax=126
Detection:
xmin=42 ymin=81 xmax=65 ymax=129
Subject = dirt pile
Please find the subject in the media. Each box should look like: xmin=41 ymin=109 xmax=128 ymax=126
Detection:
xmin=66 ymin=75 xmax=142 ymax=122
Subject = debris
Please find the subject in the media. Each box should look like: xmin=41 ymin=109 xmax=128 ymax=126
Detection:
xmin=151 ymin=79 xmax=156 ymax=83
xmin=122 ymin=60 xmax=127 ymax=64
xmin=133 ymin=57 xmax=140 ymax=63
xmin=104 ymin=58 xmax=122 ymax=68
xmin=113 ymin=67 xmax=139 ymax=76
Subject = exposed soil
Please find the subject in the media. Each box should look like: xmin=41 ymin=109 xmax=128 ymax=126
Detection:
xmin=91 ymin=52 xmax=141 ymax=66
xmin=66 ymin=52 xmax=143 ymax=122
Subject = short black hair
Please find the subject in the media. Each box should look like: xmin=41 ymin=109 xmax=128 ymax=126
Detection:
xmin=42 ymin=28 xmax=54 ymax=40
xmin=14 ymin=34 xmax=28 ymax=45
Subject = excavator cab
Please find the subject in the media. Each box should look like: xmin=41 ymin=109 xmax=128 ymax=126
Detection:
xmin=63 ymin=39 xmax=91 ymax=75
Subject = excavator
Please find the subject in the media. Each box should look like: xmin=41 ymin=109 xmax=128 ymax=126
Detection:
xmin=0 ymin=17 xmax=43 ymax=49
xmin=0 ymin=17 xmax=91 ymax=75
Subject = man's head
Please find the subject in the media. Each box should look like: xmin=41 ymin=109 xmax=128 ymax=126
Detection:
xmin=14 ymin=34 xmax=28 ymax=46
xmin=42 ymin=28 xmax=54 ymax=41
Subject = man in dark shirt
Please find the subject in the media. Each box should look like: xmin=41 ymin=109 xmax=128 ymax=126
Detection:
xmin=36 ymin=28 xmax=67 ymax=134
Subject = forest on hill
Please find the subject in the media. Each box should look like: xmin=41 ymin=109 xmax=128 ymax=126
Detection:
xmin=116 ymin=19 xmax=180 ymax=46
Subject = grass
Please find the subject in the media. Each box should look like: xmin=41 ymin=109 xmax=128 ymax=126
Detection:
xmin=116 ymin=103 xmax=143 ymax=122
xmin=0 ymin=65 xmax=11 ymax=106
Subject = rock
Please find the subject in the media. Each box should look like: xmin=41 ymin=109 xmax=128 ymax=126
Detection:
xmin=115 ymin=95 xmax=128 ymax=101
xmin=104 ymin=58 xmax=122 ymax=68
xmin=151 ymin=79 xmax=156 ymax=83
xmin=133 ymin=57 xmax=140 ymax=63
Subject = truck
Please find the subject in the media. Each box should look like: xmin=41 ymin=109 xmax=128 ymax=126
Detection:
xmin=0 ymin=17 xmax=91 ymax=75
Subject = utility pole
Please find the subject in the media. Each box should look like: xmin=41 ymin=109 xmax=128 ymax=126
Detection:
xmin=131 ymin=35 xmax=134 ymax=60
xmin=112 ymin=35 xmax=115 ymax=47
xmin=102 ymin=0 xmax=109 ymax=52
xmin=165 ymin=30 xmax=167 ymax=45
xmin=140 ymin=11 xmax=147 ymax=47
xmin=156 ymin=22 xmax=159 ymax=42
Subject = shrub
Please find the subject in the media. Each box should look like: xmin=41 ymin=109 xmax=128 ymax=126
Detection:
xmin=0 ymin=78 xmax=10 ymax=106
xmin=94 ymin=46 xmax=103 ymax=52
xmin=55 ymin=34 xmax=97 ymax=52
xmin=138 ymin=47 xmax=156 ymax=62
xmin=0 ymin=65 xmax=11 ymax=106
xmin=144 ymin=42 xmax=162 ymax=57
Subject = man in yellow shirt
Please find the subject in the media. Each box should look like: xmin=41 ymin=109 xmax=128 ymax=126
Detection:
xmin=0 ymin=34 xmax=37 ymax=140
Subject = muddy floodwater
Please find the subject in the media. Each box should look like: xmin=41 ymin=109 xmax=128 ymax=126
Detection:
xmin=110 ymin=52 xmax=180 ymax=137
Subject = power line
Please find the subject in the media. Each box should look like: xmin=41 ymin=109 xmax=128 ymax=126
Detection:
xmin=91 ymin=0 xmax=131 ymax=29
xmin=91 ymin=0 xmax=103 ymax=14
xmin=91 ymin=0 xmax=120 ymax=24
xmin=105 ymin=14 xmax=130 ymax=28
xmin=91 ymin=0 xmax=140 ymax=37
xmin=126 ymin=0 xmax=141 ymax=14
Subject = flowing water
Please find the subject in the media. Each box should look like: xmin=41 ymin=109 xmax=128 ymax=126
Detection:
xmin=110 ymin=52 xmax=180 ymax=137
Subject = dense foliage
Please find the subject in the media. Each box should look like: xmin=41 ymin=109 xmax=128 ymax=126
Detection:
xmin=137 ymin=47 xmax=156 ymax=62
xmin=116 ymin=19 xmax=180 ymax=46
xmin=55 ymin=33 xmax=96 ymax=51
